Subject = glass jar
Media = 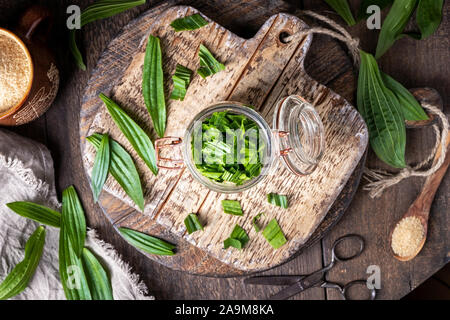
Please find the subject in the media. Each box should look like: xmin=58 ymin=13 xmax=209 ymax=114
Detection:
xmin=155 ymin=95 xmax=325 ymax=193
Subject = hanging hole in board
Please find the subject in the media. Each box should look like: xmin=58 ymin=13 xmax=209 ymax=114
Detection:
xmin=279 ymin=31 xmax=292 ymax=44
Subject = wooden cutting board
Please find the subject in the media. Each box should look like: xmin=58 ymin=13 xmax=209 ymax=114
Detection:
xmin=80 ymin=4 xmax=368 ymax=275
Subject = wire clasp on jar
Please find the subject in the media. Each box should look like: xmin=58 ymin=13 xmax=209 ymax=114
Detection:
xmin=155 ymin=137 xmax=184 ymax=170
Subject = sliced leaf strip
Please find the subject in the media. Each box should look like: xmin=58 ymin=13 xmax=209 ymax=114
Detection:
xmin=197 ymin=44 xmax=225 ymax=78
xmin=267 ymin=193 xmax=288 ymax=209
xmin=381 ymin=72 xmax=428 ymax=121
xmin=262 ymin=219 xmax=287 ymax=249
xmin=221 ymin=200 xmax=243 ymax=216
xmin=170 ymin=64 xmax=192 ymax=101
xmin=87 ymin=134 xmax=145 ymax=211
xmin=0 ymin=226 xmax=46 ymax=300
xmin=100 ymin=93 xmax=158 ymax=175
xmin=119 ymin=228 xmax=175 ymax=256
xmin=91 ymin=134 xmax=111 ymax=202
xmin=170 ymin=13 xmax=208 ymax=31
xmin=81 ymin=248 xmax=113 ymax=300
xmin=252 ymin=212 xmax=264 ymax=233
xmin=6 ymin=202 xmax=61 ymax=228
xmin=223 ymin=224 xmax=249 ymax=250
xmin=142 ymin=35 xmax=166 ymax=138
xmin=69 ymin=0 xmax=146 ymax=70
xmin=184 ymin=213 xmax=204 ymax=234
xmin=62 ymin=186 xmax=87 ymax=257
xmin=324 ymin=0 xmax=356 ymax=26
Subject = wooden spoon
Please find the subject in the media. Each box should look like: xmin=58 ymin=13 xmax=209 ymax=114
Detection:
xmin=391 ymin=132 xmax=450 ymax=261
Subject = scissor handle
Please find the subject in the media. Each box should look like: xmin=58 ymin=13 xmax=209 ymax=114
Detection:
xmin=331 ymin=234 xmax=364 ymax=262
xmin=342 ymin=280 xmax=376 ymax=300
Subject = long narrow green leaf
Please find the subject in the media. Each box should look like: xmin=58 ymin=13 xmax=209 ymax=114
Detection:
xmin=119 ymin=228 xmax=176 ymax=256
xmin=59 ymin=224 xmax=92 ymax=300
xmin=221 ymin=200 xmax=243 ymax=216
xmin=6 ymin=202 xmax=61 ymax=228
xmin=170 ymin=13 xmax=208 ymax=31
xmin=375 ymin=0 xmax=418 ymax=59
xmin=91 ymin=134 xmax=111 ymax=202
xmin=197 ymin=44 xmax=225 ymax=79
xmin=415 ymin=0 xmax=444 ymax=39
xmin=170 ymin=64 xmax=192 ymax=101
xmin=62 ymin=186 xmax=87 ymax=257
xmin=267 ymin=193 xmax=288 ymax=209
xmin=81 ymin=248 xmax=113 ymax=300
xmin=357 ymin=0 xmax=393 ymax=20
xmin=142 ymin=35 xmax=166 ymax=138
xmin=0 ymin=226 xmax=46 ymax=300
xmin=100 ymin=93 xmax=158 ymax=176
xmin=70 ymin=0 xmax=146 ymax=70
xmin=324 ymin=0 xmax=356 ymax=26
xmin=357 ymin=51 xmax=406 ymax=168
xmin=87 ymin=134 xmax=145 ymax=211
xmin=380 ymin=72 xmax=428 ymax=121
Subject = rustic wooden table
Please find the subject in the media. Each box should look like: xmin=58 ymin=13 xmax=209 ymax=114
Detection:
xmin=1 ymin=0 xmax=448 ymax=299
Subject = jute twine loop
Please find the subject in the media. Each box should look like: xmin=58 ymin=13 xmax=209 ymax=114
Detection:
xmin=283 ymin=10 xmax=449 ymax=198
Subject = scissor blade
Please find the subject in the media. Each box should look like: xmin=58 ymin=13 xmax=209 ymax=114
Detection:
xmin=244 ymin=275 xmax=304 ymax=286
xmin=269 ymin=282 xmax=305 ymax=300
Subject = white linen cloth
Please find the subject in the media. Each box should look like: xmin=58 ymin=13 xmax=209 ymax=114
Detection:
xmin=0 ymin=128 xmax=153 ymax=300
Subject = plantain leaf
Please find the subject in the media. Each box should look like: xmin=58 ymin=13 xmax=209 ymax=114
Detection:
xmin=415 ymin=0 xmax=444 ymax=39
xmin=91 ymin=134 xmax=111 ymax=202
xmin=69 ymin=0 xmax=146 ymax=70
xmin=197 ymin=44 xmax=225 ymax=78
xmin=324 ymin=0 xmax=356 ymax=26
xmin=357 ymin=51 xmax=406 ymax=168
xmin=62 ymin=186 xmax=86 ymax=257
xmin=6 ymin=202 xmax=61 ymax=228
xmin=0 ymin=226 xmax=46 ymax=300
xmin=81 ymin=248 xmax=113 ymax=300
xmin=184 ymin=213 xmax=204 ymax=234
xmin=142 ymin=35 xmax=166 ymax=138
xmin=262 ymin=219 xmax=287 ymax=249
xmin=119 ymin=228 xmax=176 ymax=256
xmin=100 ymin=93 xmax=158 ymax=176
xmin=223 ymin=224 xmax=249 ymax=250
xmin=87 ymin=134 xmax=145 ymax=211
xmin=380 ymin=72 xmax=429 ymax=121
xmin=375 ymin=0 xmax=418 ymax=59
xmin=267 ymin=193 xmax=288 ymax=209
xmin=59 ymin=223 xmax=92 ymax=300
xmin=170 ymin=13 xmax=208 ymax=31
xmin=357 ymin=0 xmax=393 ymax=20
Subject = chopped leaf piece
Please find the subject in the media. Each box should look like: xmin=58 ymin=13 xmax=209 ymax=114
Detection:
xmin=170 ymin=13 xmax=208 ymax=31
xmin=221 ymin=200 xmax=243 ymax=216
xmin=267 ymin=193 xmax=288 ymax=209
xmin=262 ymin=219 xmax=287 ymax=249
xmin=170 ymin=64 xmax=192 ymax=101
xmin=119 ymin=227 xmax=176 ymax=256
xmin=252 ymin=212 xmax=264 ymax=233
xmin=223 ymin=224 xmax=249 ymax=250
xmin=142 ymin=35 xmax=167 ymax=138
xmin=0 ymin=226 xmax=46 ymax=300
xmin=197 ymin=44 xmax=225 ymax=78
xmin=184 ymin=213 xmax=204 ymax=234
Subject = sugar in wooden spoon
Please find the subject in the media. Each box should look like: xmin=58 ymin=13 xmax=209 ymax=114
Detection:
xmin=390 ymin=90 xmax=449 ymax=261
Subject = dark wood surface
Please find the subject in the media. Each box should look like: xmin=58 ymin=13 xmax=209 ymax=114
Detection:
xmin=1 ymin=0 xmax=448 ymax=299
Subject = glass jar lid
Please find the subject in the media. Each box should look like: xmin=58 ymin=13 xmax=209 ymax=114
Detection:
xmin=272 ymin=95 xmax=325 ymax=175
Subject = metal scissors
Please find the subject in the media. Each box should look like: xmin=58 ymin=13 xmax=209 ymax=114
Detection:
xmin=244 ymin=234 xmax=376 ymax=300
